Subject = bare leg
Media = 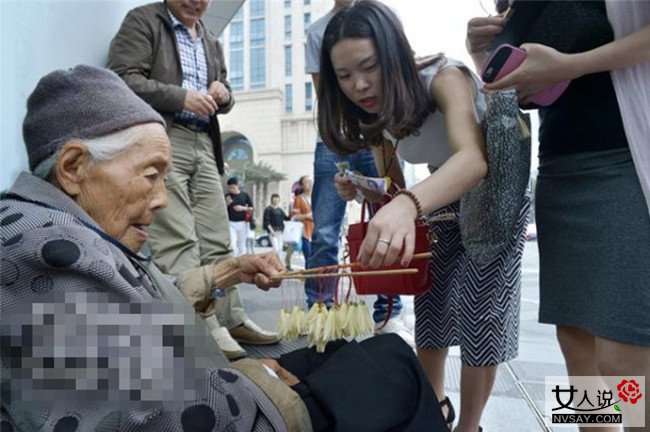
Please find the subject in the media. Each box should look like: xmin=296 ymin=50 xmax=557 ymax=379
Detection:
xmin=557 ymin=325 xmax=620 ymax=432
xmin=453 ymin=364 xmax=497 ymax=432
xmin=417 ymin=347 xmax=450 ymax=416
xmin=595 ymin=336 xmax=650 ymax=432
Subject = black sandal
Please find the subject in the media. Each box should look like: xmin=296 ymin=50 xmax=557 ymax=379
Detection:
xmin=439 ymin=396 xmax=456 ymax=430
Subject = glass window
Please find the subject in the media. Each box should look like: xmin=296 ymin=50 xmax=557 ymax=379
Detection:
xmin=304 ymin=0 xmax=310 ymax=4
xmin=284 ymin=46 xmax=292 ymax=77
xmin=250 ymin=18 xmax=265 ymax=44
xmin=285 ymin=84 xmax=293 ymax=113
xmin=284 ymin=15 xmax=292 ymax=38
xmin=250 ymin=47 xmax=266 ymax=89
xmin=250 ymin=0 xmax=264 ymax=17
xmin=229 ymin=21 xmax=243 ymax=50
xmin=305 ymin=82 xmax=312 ymax=111
xmin=230 ymin=50 xmax=244 ymax=90
xmin=233 ymin=5 xmax=243 ymax=20
xmin=304 ymin=12 xmax=311 ymax=34
xmin=284 ymin=0 xmax=291 ymax=8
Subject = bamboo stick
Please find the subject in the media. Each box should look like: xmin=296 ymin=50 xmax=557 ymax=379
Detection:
xmin=270 ymin=268 xmax=418 ymax=280
xmin=281 ymin=252 xmax=432 ymax=277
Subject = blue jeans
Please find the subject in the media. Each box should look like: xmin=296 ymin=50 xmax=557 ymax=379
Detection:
xmin=305 ymin=142 xmax=402 ymax=322
xmin=301 ymin=236 xmax=312 ymax=263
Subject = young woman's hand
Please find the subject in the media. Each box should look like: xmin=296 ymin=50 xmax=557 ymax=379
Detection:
xmin=465 ymin=15 xmax=505 ymax=71
xmin=334 ymin=173 xmax=357 ymax=201
xmin=357 ymin=194 xmax=418 ymax=268
xmin=484 ymin=43 xmax=577 ymax=104
xmin=334 ymin=173 xmax=387 ymax=203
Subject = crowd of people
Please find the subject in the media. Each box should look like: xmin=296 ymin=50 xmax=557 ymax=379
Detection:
xmin=1 ymin=0 xmax=648 ymax=431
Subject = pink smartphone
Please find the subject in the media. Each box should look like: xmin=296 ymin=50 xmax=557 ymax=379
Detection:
xmin=481 ymin=44 xmax=570 ymax=107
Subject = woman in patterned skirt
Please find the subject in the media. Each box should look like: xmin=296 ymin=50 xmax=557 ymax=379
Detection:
xmin=317 ymin=1 xmax=529 ymax=431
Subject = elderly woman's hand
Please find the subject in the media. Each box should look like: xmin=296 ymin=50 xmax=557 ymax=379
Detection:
xmin=258 ymin=359 xmax=300 ymax=386
xmin=213 ymin=252 xmax=284 ymax=291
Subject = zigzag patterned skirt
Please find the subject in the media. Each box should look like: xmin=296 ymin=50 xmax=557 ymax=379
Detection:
xmin=414 ymin=196 xmax=530 ymax=367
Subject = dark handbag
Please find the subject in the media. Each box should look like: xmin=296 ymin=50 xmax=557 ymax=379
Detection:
xmin=346 ymin=200 xmax=432 ymax=296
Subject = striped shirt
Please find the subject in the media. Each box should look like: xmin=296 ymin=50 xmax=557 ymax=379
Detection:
xmin=167 ymin=9 xmax=210 ymax=127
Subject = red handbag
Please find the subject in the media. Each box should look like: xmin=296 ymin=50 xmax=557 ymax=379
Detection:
xmin=346 ymin=201 xmax=432 ymax=296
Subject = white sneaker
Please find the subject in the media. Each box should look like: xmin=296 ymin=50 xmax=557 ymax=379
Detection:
xmin=229 ymin=319 xmax=279 ymax=345
xmin=374 ymin=317 xmax=415 ymax=348
xmin=241 ymin=319 xmax=279 ymax=338
xmin=211 ymin=326 xmax=247 ymax=361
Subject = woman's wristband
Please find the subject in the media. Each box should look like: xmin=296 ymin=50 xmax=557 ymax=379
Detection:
xmin=393 ymin=189 xmax=424 ymax=222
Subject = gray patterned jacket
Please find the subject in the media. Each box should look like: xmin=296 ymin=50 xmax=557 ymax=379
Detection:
xmin=0 ymin=173 xmax=287 ymax=431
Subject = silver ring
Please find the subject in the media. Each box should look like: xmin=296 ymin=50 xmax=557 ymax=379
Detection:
xmin=378 ymin=238 xmax=391 ymax=246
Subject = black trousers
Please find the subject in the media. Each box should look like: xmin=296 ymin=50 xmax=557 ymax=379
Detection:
xmin=278 ymin=334 xmax=448 ymax=432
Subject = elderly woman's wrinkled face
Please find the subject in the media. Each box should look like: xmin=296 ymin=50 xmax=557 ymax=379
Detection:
xmin=75 ymin=124 xmax=170 ymax=248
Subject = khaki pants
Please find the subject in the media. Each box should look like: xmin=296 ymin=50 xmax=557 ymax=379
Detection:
xmin=146 ymin=124 xmax=246 ymax=329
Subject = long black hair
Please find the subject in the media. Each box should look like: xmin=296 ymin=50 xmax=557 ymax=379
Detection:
xmin=317 ymin=0 xmax=437 ymax=155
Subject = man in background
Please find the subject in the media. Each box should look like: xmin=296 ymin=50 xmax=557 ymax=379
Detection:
xmin=226 ymin=177 xmax=254 ymax=257
xmin=108 ymin=0 xmax=277 ymax=360
xmin=263 ymin=193 xmax=290 ymax=255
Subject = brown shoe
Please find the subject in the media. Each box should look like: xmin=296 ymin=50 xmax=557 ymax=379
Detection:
xmin=229 ymin=319 xmax=280 ymax=345
xmin=211 ymin=326 xmax=247 ymax=361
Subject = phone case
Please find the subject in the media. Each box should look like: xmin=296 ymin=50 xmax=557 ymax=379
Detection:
xmin=481 ymin=44 xmax=527 ymax=83
xmin=481 ymin=44 xmax=570 ymax=107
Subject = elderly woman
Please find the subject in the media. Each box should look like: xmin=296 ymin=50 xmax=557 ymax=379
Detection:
xmin=0 ymin=64 xmax=294 ymax=430
xmin=0 ymin=66 xmax=447 ymax=431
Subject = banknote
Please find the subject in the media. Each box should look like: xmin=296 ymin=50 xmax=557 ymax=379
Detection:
xmin=335 ymin=161 xmax=350 ymax=175
xmin=342 ymin=169 xmax=390 ymax=194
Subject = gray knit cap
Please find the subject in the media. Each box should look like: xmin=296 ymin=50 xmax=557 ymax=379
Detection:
xmin=23 ymin=64 xmax=165 ymax=171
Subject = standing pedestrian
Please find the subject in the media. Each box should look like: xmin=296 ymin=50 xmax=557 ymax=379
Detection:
xmin=320 ymin=2 xmax=530 ymax=430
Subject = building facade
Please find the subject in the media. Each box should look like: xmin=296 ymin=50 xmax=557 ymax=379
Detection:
xmin=218 ymin=0 xmax=332 ymax=209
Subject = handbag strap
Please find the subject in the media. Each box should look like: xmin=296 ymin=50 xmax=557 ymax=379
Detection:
xmin=358 ymin=199 xmax=396 ymax=330
xmin=360 ymin=199 xmax=368 ymax=237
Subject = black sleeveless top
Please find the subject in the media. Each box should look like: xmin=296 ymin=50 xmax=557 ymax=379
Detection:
xmin=523 ymin=0 xmax=628 ymax=157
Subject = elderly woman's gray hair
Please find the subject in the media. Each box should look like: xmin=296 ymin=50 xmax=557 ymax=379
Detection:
xmin=23 ymin=65 xmax=164 ymax=177
xmin=32 ymin=127 xmax=140 ymax=180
